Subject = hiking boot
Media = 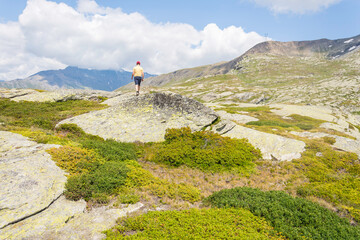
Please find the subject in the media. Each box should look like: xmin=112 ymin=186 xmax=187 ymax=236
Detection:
xmin=136 ymin=91 xmax=139 ymax=96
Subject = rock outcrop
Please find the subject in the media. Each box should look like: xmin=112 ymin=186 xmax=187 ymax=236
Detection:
xmin=0 ymin=88 xmax=121 ymax=102
xmin=58 ymin=92 xmax=219 ymax=142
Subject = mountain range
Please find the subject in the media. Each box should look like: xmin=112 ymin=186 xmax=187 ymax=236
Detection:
xmin=0 ymin=66 xmax=155 ymax=91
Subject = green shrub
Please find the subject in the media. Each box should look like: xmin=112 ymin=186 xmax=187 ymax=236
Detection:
xmin=64 ymin=173 xmax=93 ymax=201
xmin=64 ymin=161 xmax=129 ymax=201
xmin=104 ymin=208 xmax=284 ymax=239
xmin=146 ymin=127 xmax=261 ymax=173
xmin=81 ymin=138 xmax=137 ymax=162
xmin=204 ymin=187 xmax=360 ymax=240
xmin=91 ymin=161 xmax=130 ymax=194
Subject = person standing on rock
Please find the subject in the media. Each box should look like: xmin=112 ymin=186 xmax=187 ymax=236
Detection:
xmin=131 ymin=61 xmax=144 ymax=96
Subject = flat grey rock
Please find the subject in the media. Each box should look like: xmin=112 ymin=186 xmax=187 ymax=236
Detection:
xmin=224 ymin=126 xmax=306 ymax=161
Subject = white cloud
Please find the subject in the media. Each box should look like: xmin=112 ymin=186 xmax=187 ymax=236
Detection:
xmin=0 ymin=21 xmax=65 ymax=80
xmin=250 ymin=0 xmax=342 ymax=14
xmin=0 ymin=0 xmax=269 ymax=80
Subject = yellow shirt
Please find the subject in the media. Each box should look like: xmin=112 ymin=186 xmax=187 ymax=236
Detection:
xmin=133 ymin=65 xmax=144 ymax=77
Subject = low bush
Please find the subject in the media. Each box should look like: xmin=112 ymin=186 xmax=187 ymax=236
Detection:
xmin=81 ymin=138 xmax=137 ymax=162
xmin=65 ymin=161 xmax=129 ymax=201
xmin=204 ymin=187 xmax=360 ymax=240
xmin=145 ymin=127 xmax=261 ymax=173
xmin=104 ymin=208 xmax=284 ymax=240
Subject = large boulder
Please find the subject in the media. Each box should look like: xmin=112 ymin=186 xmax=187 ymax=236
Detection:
xmin=58 ymin=92 xmax=219 ymax=142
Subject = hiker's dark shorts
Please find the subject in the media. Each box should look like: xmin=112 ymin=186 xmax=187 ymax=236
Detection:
xmin=134 ymin=76 xmax=142 ymax=85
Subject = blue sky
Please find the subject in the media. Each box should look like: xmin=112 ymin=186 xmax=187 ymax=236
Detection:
xmin=0 ymin=0 xmax=359 ymax=80
xmin=1 ymin=0 xmax=359 ymax=41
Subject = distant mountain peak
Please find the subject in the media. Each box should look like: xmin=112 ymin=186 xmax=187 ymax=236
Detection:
xmin=1 ymin=66 xmax=156 ymax=91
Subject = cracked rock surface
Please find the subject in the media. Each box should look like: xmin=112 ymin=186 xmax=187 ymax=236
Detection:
xmin=0 ymin=131 xmax=143 ymax=239
xmin=0 ymin=131 xmax=65 ymax=230
xmin=58 ymin=92 xmax=219 ymax=142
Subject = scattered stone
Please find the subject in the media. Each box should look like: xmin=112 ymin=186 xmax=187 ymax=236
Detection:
xmin=212 ymin=119 xmax=236 ymax=135
xmin=223 ymin=126 xmax=306 ymax=161
xmin=233 ymin=92 xmax=256 ymax=101
xmin=251 ymin=94 xmax=270 ymax=104
xmin=200 ymin=93 xmax=219 ymax=102
xmin=58 ymin=92 xmax=218 ymax=142
xmin=316 ymin=152 xmax=323 ymax=157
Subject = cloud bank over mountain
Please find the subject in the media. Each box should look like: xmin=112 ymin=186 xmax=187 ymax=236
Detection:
xmin=0 ymin=0 xmax=269 ymax=81
xmin=251 ymin=0 xmax=342 ymax=14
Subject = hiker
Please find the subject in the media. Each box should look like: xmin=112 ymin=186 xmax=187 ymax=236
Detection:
xmin=131 ymin=61 xmax=144 ymax=96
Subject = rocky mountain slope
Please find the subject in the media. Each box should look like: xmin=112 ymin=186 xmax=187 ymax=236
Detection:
xmin=0 ymin=66 xmax=155 ymax=91
xmin=123 ymin=34 xmax=359 ymax=89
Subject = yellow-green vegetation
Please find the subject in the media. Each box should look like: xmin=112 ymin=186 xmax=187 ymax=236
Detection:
xmin=205 ymin=187 xmax=360 ymax=240
xmin=215 ymin=105 xmax=272 ymax=114
xmin=11 ymin=128 xmax=74 ymax=145
xmin=104 ymin=208 xmax=285 ymax=240
xmin=0 ymin=98 xmax=107 ymax=130
xmin=144 ymin=127 xmax=261 ymax=173
xmin=118 ymin=162 xmax=202 ymax=204
xmin=293 ymin=141 xmax=360 ymax=222
xmin=47 ymin=146 xmax=105 ymax=175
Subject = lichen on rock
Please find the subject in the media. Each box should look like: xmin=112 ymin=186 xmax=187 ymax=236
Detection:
xmin=58 ymin=92 xmax=219 ymax=142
